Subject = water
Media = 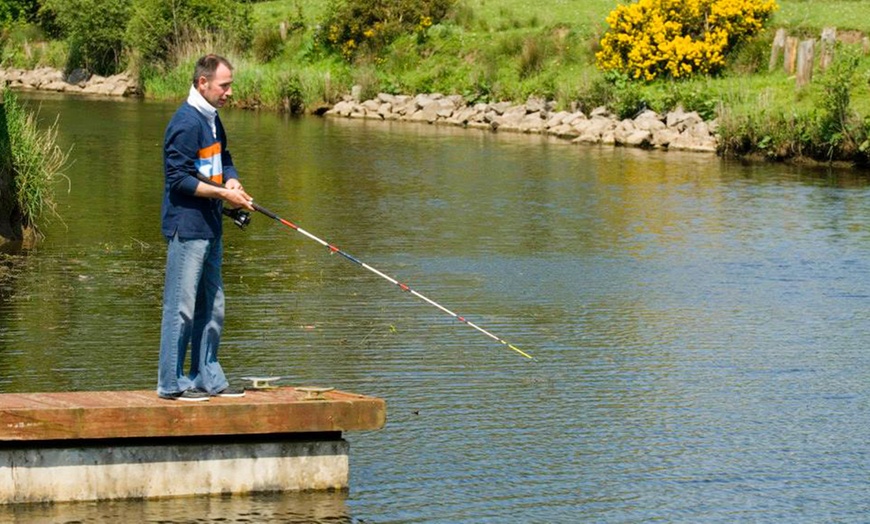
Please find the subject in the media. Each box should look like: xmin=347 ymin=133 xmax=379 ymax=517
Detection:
xmin=1 ymin=93 xmax=868 ymax=522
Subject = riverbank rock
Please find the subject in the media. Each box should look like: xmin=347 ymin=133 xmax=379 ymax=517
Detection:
xmin=325 ymin=92 xmax=719 ymax=154
xmin=0 ymin=67 xmax=138 ymax=97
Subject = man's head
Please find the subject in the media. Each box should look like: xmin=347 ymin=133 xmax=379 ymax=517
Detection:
xmin=193 ymin=54 xmax=233 ymax=108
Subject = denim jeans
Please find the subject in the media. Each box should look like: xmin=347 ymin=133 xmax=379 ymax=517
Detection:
xmin=157 ymin=233 xmax=229 ymax=396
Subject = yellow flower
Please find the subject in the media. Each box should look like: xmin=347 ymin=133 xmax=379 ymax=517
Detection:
xmin=597 ymin=0 xmax=778 ymax=81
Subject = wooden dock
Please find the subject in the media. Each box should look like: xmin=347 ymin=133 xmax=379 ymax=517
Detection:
xmin=0 ymin=387 xmax=385 ymax=441
xmin=0 ymin=387 xmax=386 ymax=503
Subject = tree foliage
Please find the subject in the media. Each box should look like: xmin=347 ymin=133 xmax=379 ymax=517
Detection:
xmin=40 ymin=0 xmax=131 ymax=75
xmin=125 ymin=0 xmax=253 ymax=67
xmin=0 ymin=0 xmax=39 ymax=27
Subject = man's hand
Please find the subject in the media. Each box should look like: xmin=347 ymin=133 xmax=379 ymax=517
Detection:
xmin=222 ymin=178 xmax=255 ymax=211
xmin=193 ymin=176 xmax=255 ymax=211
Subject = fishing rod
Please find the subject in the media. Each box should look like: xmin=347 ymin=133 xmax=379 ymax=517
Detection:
xmin=199 ymin=174 xmax=533 ymax=360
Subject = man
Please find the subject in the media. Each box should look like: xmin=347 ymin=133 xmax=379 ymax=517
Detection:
xmin=157 ymin=54 xmax=255 ymax=401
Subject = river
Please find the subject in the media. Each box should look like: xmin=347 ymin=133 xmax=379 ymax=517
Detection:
xmin=0 ymin=92 xmax=868 ymax=522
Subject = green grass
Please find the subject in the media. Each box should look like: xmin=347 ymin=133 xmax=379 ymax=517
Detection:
xmin=454 ymin=0 xmax=611 ymax=36
xmin=774 ymin=1 xmax=870 ymax=33
xmin=252 ymin=0 xmax=330 ymax=28
xmin=1 ymin=89 xmax=69 ymax=229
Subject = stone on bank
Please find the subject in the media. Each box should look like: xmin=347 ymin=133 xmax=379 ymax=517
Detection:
xmin=326 ymin=92 xmax=719 ymax=153
xmin=0 ymin=67 xmax=138 ymax=97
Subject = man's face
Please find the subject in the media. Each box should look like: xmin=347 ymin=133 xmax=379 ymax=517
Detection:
xmin=197 ymin=63 xmax=233 ymax=108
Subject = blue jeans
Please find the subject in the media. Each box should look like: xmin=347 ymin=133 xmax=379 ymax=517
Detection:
xmin=157 ymin=234 xmax=229 ymax=396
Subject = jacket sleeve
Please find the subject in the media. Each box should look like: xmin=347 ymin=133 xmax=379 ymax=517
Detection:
xmin=164 ymin=115 xmax=202 ymax=196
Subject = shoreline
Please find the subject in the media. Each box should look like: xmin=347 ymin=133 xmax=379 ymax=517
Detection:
xmin=0 ymin=66 xmax=719 ymax=156
xmin=0 ymin=67 xmax=138 ymax=97
xmin=323 ymin=92 xmax=719 ymax=155
xmin=2 ymin=66 xmax=865 ymax=170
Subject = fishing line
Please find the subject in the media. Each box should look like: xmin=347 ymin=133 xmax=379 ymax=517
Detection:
xmin=198 ymin=174 xmax=533 ymax=360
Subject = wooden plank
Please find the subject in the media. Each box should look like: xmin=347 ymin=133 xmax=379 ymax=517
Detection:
xmin=0 ymin=388 xmax=386 ymax=442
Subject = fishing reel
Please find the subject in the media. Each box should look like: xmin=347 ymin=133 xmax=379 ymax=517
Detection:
xmin=222 ymin=207 xmax=252 ymax=229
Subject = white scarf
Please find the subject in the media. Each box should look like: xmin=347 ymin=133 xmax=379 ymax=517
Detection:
xmin=187 ymin=85 xmax=217 ymax=138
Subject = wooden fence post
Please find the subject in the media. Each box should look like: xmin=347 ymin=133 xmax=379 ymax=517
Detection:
xmin=784 ymin=36 xmax=800 ymax=74
xmin=796 ymin=39 xmax=815 ymax=88
xmin=769 ymin=28 xmax=787 ymax=71
xmin=819 ymin=27 xmax=837 ymax=71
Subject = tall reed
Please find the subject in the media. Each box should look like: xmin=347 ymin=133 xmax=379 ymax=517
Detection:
xmin=1 ymin=89 xmax=69 ymax=230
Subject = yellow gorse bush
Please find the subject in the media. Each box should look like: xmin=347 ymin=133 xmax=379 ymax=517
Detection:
xmin=596 ymin=0 xmax=778 ymax=81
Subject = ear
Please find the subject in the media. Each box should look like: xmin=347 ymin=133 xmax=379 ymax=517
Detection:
xmin=196 ymin=75 xmax=208 ymax=90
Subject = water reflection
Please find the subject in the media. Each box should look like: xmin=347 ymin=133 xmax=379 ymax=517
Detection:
xmin=0 ymin=491 xmax=351 ymax=523
xmin=1 ymin=93 xmax=869 ymax=522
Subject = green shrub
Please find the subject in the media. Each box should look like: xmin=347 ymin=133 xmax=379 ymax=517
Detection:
xmin=662 ymin=82 xmax=720 ymax=120
xmin=40 ymin=0 xmax=130 ymax=75
xmin=814 ymin=45 xmax=862 ymax=159
xmin=318 ymin=0 xmax=455 ymax=61
xmin=278 ymin=73 xmax=305 ymax=113
xmin=253 ymin=26 xmax=285 ymax=63
xmin=600 ymin=71 xmax=651 ymax=119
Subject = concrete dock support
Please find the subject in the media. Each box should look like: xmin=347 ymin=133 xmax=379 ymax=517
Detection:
xmin=0 ymin=435 xmax=349 ymax=503
xmin=0 ymin=388 xmax=385 ymax=503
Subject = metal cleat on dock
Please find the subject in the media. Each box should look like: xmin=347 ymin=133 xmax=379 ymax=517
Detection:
xmin=296 ymin=386 xmax=335 ymax=400
xmin=242 ymin=376 xmax=285 ymax=390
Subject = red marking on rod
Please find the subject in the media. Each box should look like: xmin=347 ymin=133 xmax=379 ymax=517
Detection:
xmin=280 ymin=219 xmax=298 ymax=229
xmin=329 ymin=245 xmax=340 ymax=253
xmin=399 ymin=283 xmax=410 ymax=291
xmin=458 ymin=316 xmax=466 ymax=322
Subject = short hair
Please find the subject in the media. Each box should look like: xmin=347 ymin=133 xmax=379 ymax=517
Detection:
xmin=192 ymin=54 xmax=233 ymax=86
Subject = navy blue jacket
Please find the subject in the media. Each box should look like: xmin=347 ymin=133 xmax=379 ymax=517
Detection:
xmin=161 ymin=102 xmax=239 ymax=239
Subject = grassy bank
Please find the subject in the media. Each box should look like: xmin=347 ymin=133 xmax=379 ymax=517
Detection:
xmin=4 ymin=0 xmax=870 ymax=165
xmin=249 ymin=0 xmax=870 ymax=165
xmin=239 ymin=1 xmax=870 ymax=164
xmin=238 ymin=0 xmax=870 ymax=114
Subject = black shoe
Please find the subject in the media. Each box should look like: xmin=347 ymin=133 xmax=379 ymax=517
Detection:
xmin=214 ymin=386 xmax=246 ymax=398
xmin=159 ymin=389 xmax=210 ymax=402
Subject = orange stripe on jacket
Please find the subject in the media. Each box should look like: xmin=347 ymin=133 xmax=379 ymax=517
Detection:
xmin=195 ymin=142 xmax=224 ymax=185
